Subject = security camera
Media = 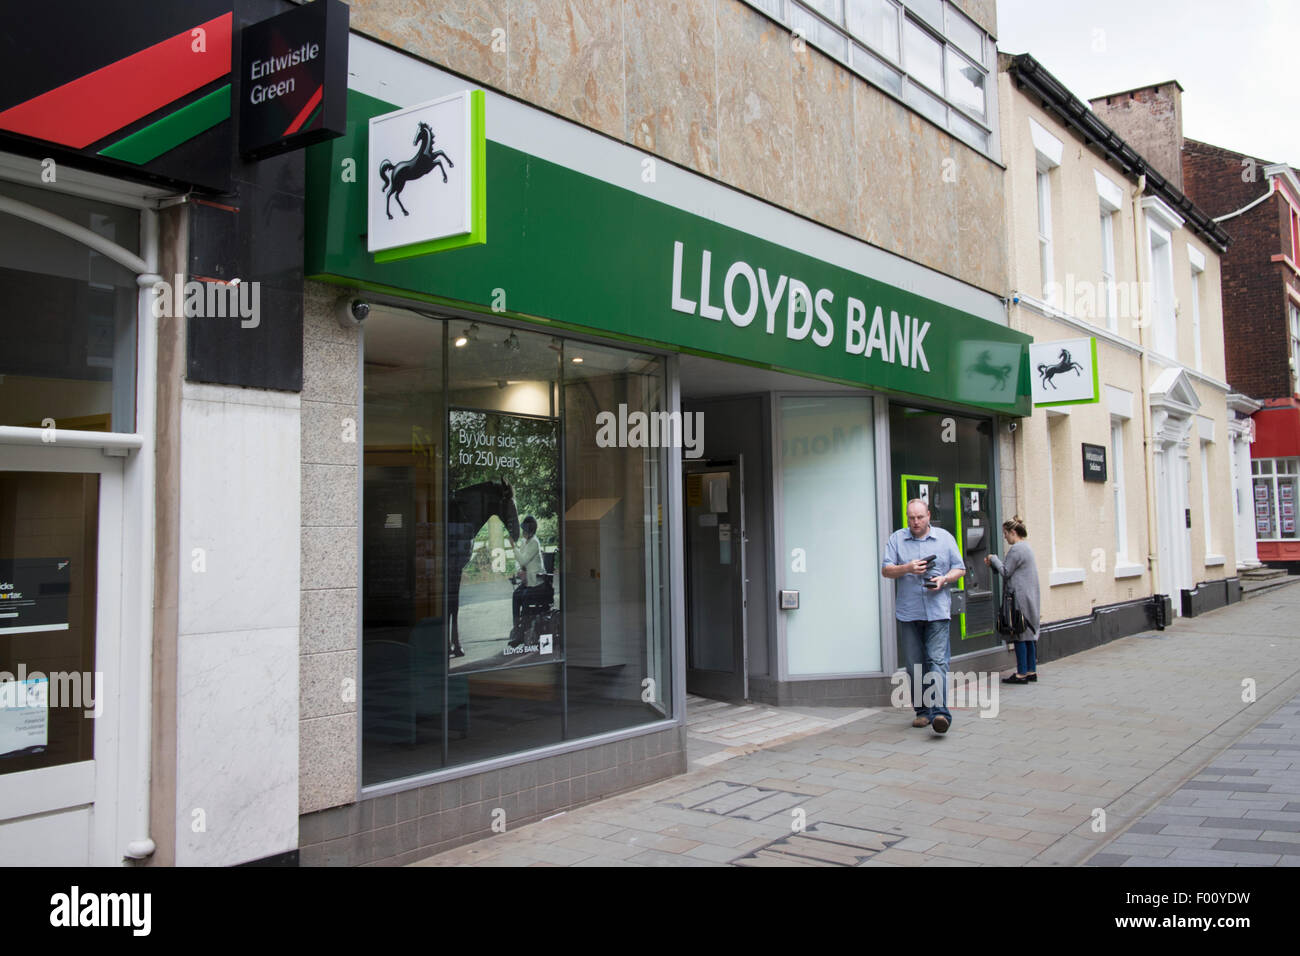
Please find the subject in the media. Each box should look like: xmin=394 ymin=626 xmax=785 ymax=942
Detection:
xmin=335 ymin=297 xmax=370 ymax=328
xmin=1007 ymin=420 xmax=1018 ymax=433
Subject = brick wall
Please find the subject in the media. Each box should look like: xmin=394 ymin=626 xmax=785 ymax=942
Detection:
xmin=1184 ymin=140 xmax=1294 ymax=401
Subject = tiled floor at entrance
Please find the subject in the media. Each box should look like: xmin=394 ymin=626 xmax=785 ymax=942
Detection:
xmin=685 ymin=695 xmax=879 ymax=767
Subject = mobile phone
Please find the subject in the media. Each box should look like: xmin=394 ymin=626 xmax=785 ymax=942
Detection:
xmin=924 ymin=576 xmax=941 ymax=590
xmin=921 ymin=554 xmax=936 ymax=569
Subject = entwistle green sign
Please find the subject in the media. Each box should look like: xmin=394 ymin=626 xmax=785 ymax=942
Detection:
xmin=307 ymin=90 xmax=1031 ymax=416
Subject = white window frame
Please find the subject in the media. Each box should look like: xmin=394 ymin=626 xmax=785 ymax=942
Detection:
xmin=1031 ymin=119 xmax=1062 ymax=303
xmin=1096 ymin=171 xmax=1123 ymax=333
xmin=1289 ymin=299 xmax=1300 ymax=394
xmin=1252 ymin=457 xmax=1300 ymax=541
xmin=1198 ymin=416 xmax=1222 ymax=565
xmin=1188 ymin=246 xmax=1206 ymax=373
xmin=1105 ymin=384 xmax=1144 ymax=579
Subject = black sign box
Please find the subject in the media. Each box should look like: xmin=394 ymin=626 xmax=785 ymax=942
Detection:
xmin=1082 ymin=443 xmax=1108 ymax=482
xmin=239 ymin=0 xmax=348 ymax=159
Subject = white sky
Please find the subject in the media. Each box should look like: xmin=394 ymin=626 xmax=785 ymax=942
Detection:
xmin=996 ymin=0 xmax=1298 ymax=168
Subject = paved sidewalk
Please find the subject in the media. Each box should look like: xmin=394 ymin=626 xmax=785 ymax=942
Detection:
xmin=414 ymin=582 xmax=1300 ymax=867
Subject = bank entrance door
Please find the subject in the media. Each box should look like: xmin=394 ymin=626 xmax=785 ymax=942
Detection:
xmin=684 ymin=458 xmax=747 ymax=700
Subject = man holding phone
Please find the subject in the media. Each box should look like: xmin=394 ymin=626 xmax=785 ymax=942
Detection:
xmin=881 ymin=498 xmax=966 ymax=734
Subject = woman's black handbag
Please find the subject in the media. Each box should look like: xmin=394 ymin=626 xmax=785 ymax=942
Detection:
xmin=996 ymin=587 xmax=1027 ymax=638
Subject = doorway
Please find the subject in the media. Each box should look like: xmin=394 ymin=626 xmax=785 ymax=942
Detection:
xmin=684 ymin=458 xmax=747 ymax=701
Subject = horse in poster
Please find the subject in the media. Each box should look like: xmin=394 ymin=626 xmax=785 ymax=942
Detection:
xmin=447 ymin=478 xmax=519 ymax=657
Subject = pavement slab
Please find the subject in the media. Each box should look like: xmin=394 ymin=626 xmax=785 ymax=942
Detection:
xmin=414 ymin=581 xmax=1300 ymax=867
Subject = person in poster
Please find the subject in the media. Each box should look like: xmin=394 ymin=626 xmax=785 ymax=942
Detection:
xmin=447 ymin=409 xmax=559 ymax=669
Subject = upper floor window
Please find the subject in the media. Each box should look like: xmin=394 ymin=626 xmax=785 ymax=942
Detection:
xmin=751 ymin=0 xmax=997 ymax=155
xmin=1037 ymin=170 xmax=1054 ymax=296
xmin=1189 ymin=246 xmax=1206 ymax=372
xmin=1290 ymin=300 xmax=1300 ymax=393
xmin=1096 ymin=171 xmax=1123 ymax=332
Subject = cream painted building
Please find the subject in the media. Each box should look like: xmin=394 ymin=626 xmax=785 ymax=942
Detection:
xmin=998 ymin=54 xmax=1238 ymax=627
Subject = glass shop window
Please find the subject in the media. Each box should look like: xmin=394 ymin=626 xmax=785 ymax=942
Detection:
xmin=361 ymin=310 xmax=671 ymax=787
xmin=0 ymin=180 xmax=139 ymax=433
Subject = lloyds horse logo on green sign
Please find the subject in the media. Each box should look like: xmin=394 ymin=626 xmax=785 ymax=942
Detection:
xmin=378 ymin=120 xmax=455 ymax=220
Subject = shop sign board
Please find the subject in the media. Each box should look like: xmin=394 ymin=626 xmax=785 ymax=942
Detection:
xmin=239 ymin=0 xmax=349 ymax=159
xmin=1030 ymin=337 xmax=1099 ymax=407
xmin=367 ymin=91 xmax=486 ymax=261
xmin=1082 ymin=443 xmax=1107 ymax=482
xmin=311 ymin=91 xmax=1032 ymax=416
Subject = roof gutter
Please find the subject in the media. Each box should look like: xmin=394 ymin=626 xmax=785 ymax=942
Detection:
xmin=1006 ymin=53 xmax=1231 ymax=253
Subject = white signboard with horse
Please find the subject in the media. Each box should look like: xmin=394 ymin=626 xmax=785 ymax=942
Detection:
xmin=1030 ymin=337 xmax=1099 ymax=406
xmin=367 ymin=90 xmax=486 ymax=261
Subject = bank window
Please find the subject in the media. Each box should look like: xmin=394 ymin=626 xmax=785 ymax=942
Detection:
xmin=847 ymin=0 xmax=899 ymax=61
xmin=1252 ymin=457 xmax=1299 ymax=540
xmin=0 ymin=179 xmax=139 ymax=433
xmin=361 ymin=309 xmax=672 ymax=786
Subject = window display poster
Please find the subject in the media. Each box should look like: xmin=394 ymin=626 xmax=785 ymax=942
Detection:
xmin=1283 ymin=485 xmax=1294 ymax=501
xmin=1256 ymin=500 xmax=1271 ymax=517
xmin=1285 ymin=518 xmax=1297 ymax=535
xmin=1256 ymin=485 xmax=1268 ymax=501
xmin=1284 ymin=502 xmax=1296 ymax=518
xmin=1257 ymin=518 xmax=1272 ymax=536
xmin=0 ymin=677 xmax=48 ymax=758
xmin=447 ymin=409 xmax=560 ymax=672
xmin=0 ymin=558 xmax=71 ymax=635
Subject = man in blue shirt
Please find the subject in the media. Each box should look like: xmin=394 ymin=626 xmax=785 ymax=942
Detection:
xmin=881 ymin=498 xmax=966 ymax=734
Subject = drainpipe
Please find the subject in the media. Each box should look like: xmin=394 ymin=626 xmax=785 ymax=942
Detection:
xmin=1133 ymin=173 xmax=1161 ymax=597
xmin=124 ymin=206 xmax=159 ymax=863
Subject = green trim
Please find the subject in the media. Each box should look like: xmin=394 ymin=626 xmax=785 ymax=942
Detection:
xmin=373 ymin=90 xmax=487 ymax=263
xmin=97 ymin=85 xmax=231 ymax=164
xmin=1035 ymin=337 xmax=1101 ymax=407
xmin=953 ymin=483 xmax=989 ymax=639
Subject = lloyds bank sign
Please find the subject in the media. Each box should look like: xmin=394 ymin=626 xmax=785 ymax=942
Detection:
xmin=307 ymin=89 xmax=1032 ymax=416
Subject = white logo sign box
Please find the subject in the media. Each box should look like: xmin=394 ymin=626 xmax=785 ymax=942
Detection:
xmin=367 ymin=90 xmax=486 ymax=262
xmin=1030 ymin=337 xmax=1099 ymax=406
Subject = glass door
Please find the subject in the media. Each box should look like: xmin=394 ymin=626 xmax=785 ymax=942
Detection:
xmin=0 ymin=446 xmax=122 ymax=865
xmin=684 ymin=458 xmax=747 ymax=700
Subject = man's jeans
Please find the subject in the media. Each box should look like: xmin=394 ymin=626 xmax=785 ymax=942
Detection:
xmin=899 ymin=619 xmax=952 ymax=723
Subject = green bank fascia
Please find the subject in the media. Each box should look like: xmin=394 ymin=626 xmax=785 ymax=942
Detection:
xmin=307 ymin=89 xmax=1032 ymax=417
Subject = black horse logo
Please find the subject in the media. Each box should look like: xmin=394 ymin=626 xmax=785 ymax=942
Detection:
xmin=1037 ymin=348 xmax=1084 ymax=390
xmin=378 ymin=120 xmax=455 ymax=220
xmin=966 ymin=349 xmax=1013 ymax=390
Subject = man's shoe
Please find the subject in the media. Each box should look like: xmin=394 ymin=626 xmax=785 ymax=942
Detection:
xmin=932 ymin=715 xmax=950 ymax=734
xmin=911 ymin=715 xmax=931 ymax=728
xmin=1003 ymin=673 xmax=1029 ymax=684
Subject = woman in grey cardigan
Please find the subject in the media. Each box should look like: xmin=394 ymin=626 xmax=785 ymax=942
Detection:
xmin=984 ymin=515 xmax=1041 ymax=684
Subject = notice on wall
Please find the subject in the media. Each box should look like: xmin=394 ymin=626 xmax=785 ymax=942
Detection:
xmin=0 ymin=677 xmax=48 ymax=758
xmin=0 ymin=558 xmax=71 ymax=635
xmin=447 ymin=409 xmax=560 ymax=672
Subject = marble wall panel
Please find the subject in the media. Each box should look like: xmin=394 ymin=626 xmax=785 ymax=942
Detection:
xmin=714 ymin=0 xmax=794 ymax=209
xmin=853 ymin=83 xmax=912 ymax=253
xmin=348 ymin=0 xmax=508 ymax=90
xmin=792 ymin=45 xmax=855 ymax=234
xmin=508 ymin=0 xmax=626 ymax=140
xmin=623 ymin=0 xmax=719 ymax=176
xmin=301 ymin=713 xmax=359 ymax=814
